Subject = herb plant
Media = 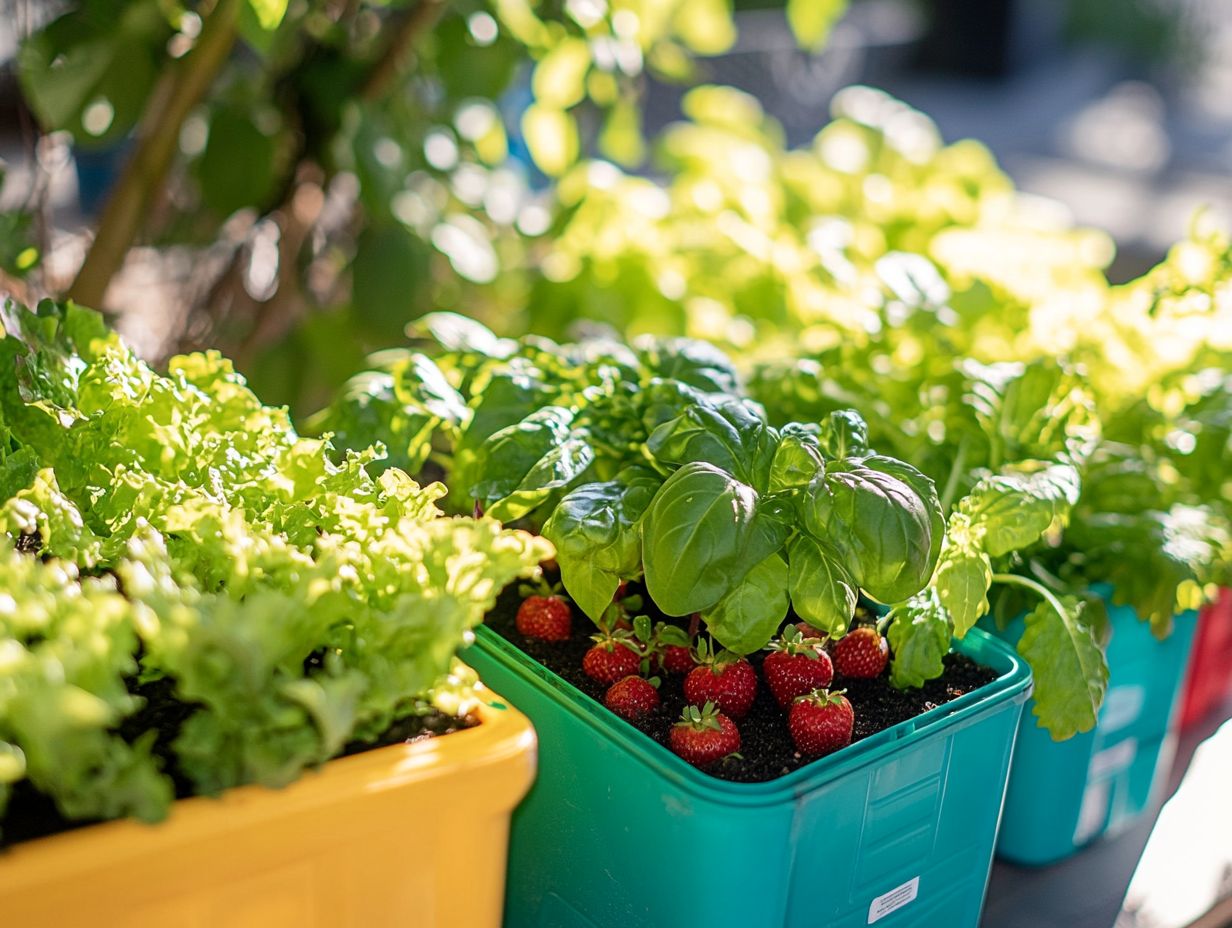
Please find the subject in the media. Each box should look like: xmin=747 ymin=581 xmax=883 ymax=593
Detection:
xmin=316 ymin=313 xmax=944 ymax=657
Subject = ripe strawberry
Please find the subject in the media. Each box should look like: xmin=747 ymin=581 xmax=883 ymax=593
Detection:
xmin=661 ymin=645 xmax=696 ymax=674
xmin=604 ymin=675 xmax=660 ymax=720
xmin=763 ymin=627 xmax=833 ymax=707
xmin=583 ymin=637 xmax=641 ymax=684
xmin=670 ymin=703 xmax=740 ymax=767
xmin=833 ymin=627 xmax=889 ymax=678
xmin=789 ymin=689 xmax=854 ymax=757
xmin=684 ymin=653 xmax=757 ymax=718
xmin=516 ymin=594 xmax=572 ymax=641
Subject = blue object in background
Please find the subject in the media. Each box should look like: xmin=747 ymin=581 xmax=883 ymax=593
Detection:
xmin=466 ymin=627 xmax=1031 ymax=928
xmin=985 ymin=590 xmax=1199 ymax=866
xmin=72 ymin=142 xmax=131 ymax=216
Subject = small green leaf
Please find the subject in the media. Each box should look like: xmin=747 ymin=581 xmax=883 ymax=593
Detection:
xmin=786 ymin=0 xmax=847 ymax=51
xmin=246 ymin=0 xmax=288 ymax=31
xmin=522 ymin=104 xmax=579 ymax=176
xmin=1017 ymin=595 xmax=1108 ymax=740
xmin=787 ymin=533 xmax=857 ymax=636
xmin=532 ymin=37 xmax=590 ymax=109
xmin=887 ymin=591 xmax=951 ymax=689
xmin=934 ymin=543 xmax=993 ymax=637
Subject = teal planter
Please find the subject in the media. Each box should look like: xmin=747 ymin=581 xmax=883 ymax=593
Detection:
xmin=467 ymin=628 xmax=1030 ymax=928
xmin=986 ymin=593 xmax=1199 ymax=866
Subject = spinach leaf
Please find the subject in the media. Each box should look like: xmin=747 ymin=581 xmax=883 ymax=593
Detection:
xmin=958 ymin=461 xmax=1080 ymax=557
xmin=932 ymin=539 xmax=993 ymax=637
xmin=469 ymin=407 xmax=594 ymax=520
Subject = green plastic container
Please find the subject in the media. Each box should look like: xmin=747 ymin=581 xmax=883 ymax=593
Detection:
xmin=986 ymin=593 xmax=1199 ymax=866
xmin=467 ymin=627 xmax=1031 ymax=928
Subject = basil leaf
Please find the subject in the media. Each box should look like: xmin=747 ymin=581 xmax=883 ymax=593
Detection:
xmin=642 ymin=462 xmax=764 ymax=615
xmin=543 ymin=476 xmax=659 ymax=621
xmin=816 ymin=410 xmax=869 ymax=461
xmin=470 ymin=407 xmax=594 ymax=521
xmin=701 ymin=552 xmax=790 ymax=654
xmin=787 ymin=533 xmax=858 ymax=636
xmin=804 ymin=455 xmax=942 ymax=603
xmin=769 ymin=430 xmax=824 ymax=492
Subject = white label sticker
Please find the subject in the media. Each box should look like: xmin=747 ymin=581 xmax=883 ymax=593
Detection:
xmin=867 ymin=876 xmax=920 ymax=924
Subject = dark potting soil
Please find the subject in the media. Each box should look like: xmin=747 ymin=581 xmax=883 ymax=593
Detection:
xmin=486 ymin=582 xmax=999 ymax=784
xmin=0 ymin=679 xmax=477 ymax=851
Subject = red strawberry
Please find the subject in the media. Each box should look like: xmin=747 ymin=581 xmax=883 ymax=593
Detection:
xmin=661 ymin=645 xmax=696 ymax=674
xmin=763 ymin=627 xmax=833 ymax=707
xmin=789 ymin=689 xmax=854 ymax=757
xmin=670 ymin=703 xmax=740 ymax=767
xmin=684 ymin=655 xmax=757 ymax=718
xmin=516 ymin=595 xmax=572 ymax=641
xmin=833 ymin=627 xmax=889 ymax=678
xmin=604 ymin=676 xmax=660 ymax=720
xmin=583 ymin=637 xmax=641 ymax=684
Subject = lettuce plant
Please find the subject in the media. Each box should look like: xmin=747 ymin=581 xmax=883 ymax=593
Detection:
xmin=0 ymin=300 xmax=547 ymax=836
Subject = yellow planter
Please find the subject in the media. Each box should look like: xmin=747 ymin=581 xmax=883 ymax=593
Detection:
xmin=0 ymin=683 xmax=535 ymax=928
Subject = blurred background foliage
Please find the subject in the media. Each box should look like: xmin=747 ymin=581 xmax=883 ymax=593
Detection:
xmin=2 ymin=0 xmax=844 ymax=412
xmin=0 ymin=0 xmax=1221 ymax=416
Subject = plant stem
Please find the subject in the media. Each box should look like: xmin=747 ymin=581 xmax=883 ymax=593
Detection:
xmin=938 ymin=435 xmax=969 ymax=515
xmin=991 ymin=572 xmax=1068 ymax=622
xmin=361 ymin=0 xmax=449 ymax=101
xmin=68 ymin=0 xmax=242 ymax=308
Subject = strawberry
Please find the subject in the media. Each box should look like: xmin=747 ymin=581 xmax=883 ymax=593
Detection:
xmin=763 ymin=626 xmax=833 ymax=707
xmin=789 ymin=689 xmax=854 ymax=757
xmin=670 ymin=703 xmax=740 ymax=767
xmin=515 ymin=594 xmax=572 ymax=642
xmin=583 ymin=636 xmax=641 ymax=684
xmin=604 ymin=675 xmax=660 ymax=720
xmin=684 ymin=645 xmax=757 ymax=718
xmin=661 ymin=645 xmax=696 ymax=674
xmin=833 ymin=626 xmax=889 ymax=678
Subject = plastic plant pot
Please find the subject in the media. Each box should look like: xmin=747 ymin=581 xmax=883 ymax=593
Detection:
xmin=465 ymin=627 xmax=1030 ymax=928
xmin=0 ymin=680 xmax=535 ymax=928
xmin=986 ymin=592 xmax=1199 ymax=866
xmin=1179 ymin=588 xmax=1232 ymax=730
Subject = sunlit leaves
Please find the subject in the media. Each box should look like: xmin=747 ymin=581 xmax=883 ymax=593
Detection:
xmin=522 ymin=104 xmax=580 ymax=176
xmin=787 ymin=0 xmax=847 ymax=51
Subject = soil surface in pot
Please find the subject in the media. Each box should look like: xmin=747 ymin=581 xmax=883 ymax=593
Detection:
xmin=487 ymin=583 xmax=997 ymax=783
xmin=0 ymin=678 xmax=478 ymax=851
